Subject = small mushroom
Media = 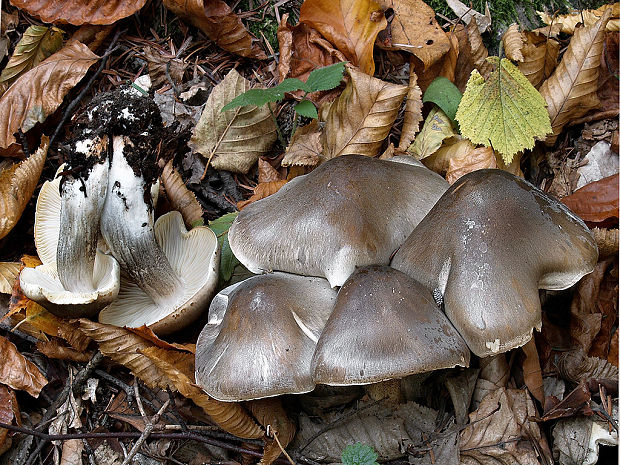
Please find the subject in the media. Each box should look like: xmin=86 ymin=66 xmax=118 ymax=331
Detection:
xmin=229 ymin=154 xmax=448 ymax=287
xmin=312 ymin=266 xmax=470 ymax=386
xmin=195 ymin=272 xmax=337 ymax=401
xmin=391 ymin=169 xmax=598 ymax=357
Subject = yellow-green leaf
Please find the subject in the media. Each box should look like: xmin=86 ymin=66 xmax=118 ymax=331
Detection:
xmin=455 ymin=57 xmax=551 ymax=163
xmin=408 ymin=106 xmax=455 ymax=159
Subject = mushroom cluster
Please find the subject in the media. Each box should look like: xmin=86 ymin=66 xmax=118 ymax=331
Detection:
xmin=20 ymin=86 xmax=219 ymax=334
xmin=195 ymin=157 xmax=598 ymax=401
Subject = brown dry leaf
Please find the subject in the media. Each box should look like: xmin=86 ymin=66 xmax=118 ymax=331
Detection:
xmin=142 ymin=47 xmax=186 ymax=89
xmin=592 ymin=227 xmax=619 ymax=258
xmin=70 ymin=25 xmax=114 ymax=51
xmin=0 ymin=334 xmax=48 ymax=397
xmin=496 ymin=151 xmax=524 ymax=178
xmin=608 ymin=329 xmax=618 ymax=367
xmin=542 ymin=380 xmax=593 ymax=421
xmin=376 ymin=0 xmax=451 ymax=69
xmin=452 ymin=24 xmax=475 ymax=92
xmin=0 ymin=136 xmax=48 ymax=239
xmin=258 ymin=158 xmax=285 ymax=183
xmin=163 ymin=0 xmax=266 ymax=59
xmin=299 ymin=0 xmax=386 ymax=76
xmin=460 ymin=387 xmax=551 ymax=464
xmin=245 ymin=398 xmax=296 ymax=465
xmin=518 ymin=30 xmax=560 ymax=89
xmin=540 ymin=11 xmax=611 ymax=146
xmin=189 ymin=68 xmax=277 ymax=174
xmin=161 ymin=160 xmax=203 ymax=228
xmin=282 ymin=119 xmax=324 ymax=167
xmin=597 ymin=32 xmax=619 ymax=113
xmin=538 ymin=3 xmax=620 ymax=34
xmin=398 ymin=71 xmax=423 ymax=150
xmin=423 ymin=137 xmax=474 ymax=175
xmin=0 ymin=385 xmax=17 ymax=455
xmin=556 ymin=349 xmax=618 ymax=384
xmin=561 ymin=174 xmax=619 ymax=226
xmin=521 ymin=339 xmax=544 ymax=403
xmin=445 ymin=146 xmax=496 ymax=184
xmin=141 ymin=346 xmax=263 ymax=439
xmin=36 ymin=340 xmax=92 ymax=362
xmin=466 ymin=20 xmax=493 ymax=80
xmin=237 ymin=180 xmax=288 ymax=210
xmin=60 ymin=439 xmax=83 ymax=465
xmin=126 ymin=325 xmax=195 ymax=353
xmin=0 ymin=42 xmax=98 ymax=151
xmin=324 ymin=67 xmax=408 ymax=159
xmin=9 ymin=0 xmax=147 ymax=25
xmin=502 ymin=24 xmax=524 ymax=62
xmin=0 ymin=262 xmax=20 ymax=294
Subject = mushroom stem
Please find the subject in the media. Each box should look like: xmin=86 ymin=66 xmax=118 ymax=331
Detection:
xmin=57 ymin=159 xmax=108 ymax=293
xmin=101 ymin=136 xmax=182 ymax=305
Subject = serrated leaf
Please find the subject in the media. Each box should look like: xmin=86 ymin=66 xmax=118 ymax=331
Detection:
xmin=422 ymin=77 xmax=462 ymax=122
xmin=408 ymin=107 xmax=456 ymax=160
xmin=294 ymin=99 xmax=318 ymax=118
xmin=342 ymin=443 xmax=379 ymax=465
xmin=221 ymin=77 xmax=308 ymax=111
xmin=305 ymin=62 xmax=346 ymax=92
xmin=209 ymin=212 xmax=241 ymax=282
xmin=190 ymin=69 xmax=277 ymax=173
xmin=455 ymin=57 xmax=552 ymax=163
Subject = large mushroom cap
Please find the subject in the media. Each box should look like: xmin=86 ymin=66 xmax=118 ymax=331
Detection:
xmin=229 ymin=155 xmax=448 ymax=287
xmin=195 ymin=272 xmax=337 ymax=401
xmin=391 ymin=169 xmax=598 ymax=357
xmin=312 ymin=266 xmax=470 ymax=386
xmin=98 ymin=211 xmax=219 ymax=335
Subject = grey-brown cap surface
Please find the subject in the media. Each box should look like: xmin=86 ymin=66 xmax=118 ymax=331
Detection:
xmin=391 ymin=169 xmax=598 ymax=357
xmin=229 ymin=155 xmax=449 ymax=287
xmin=195 ymin=272 xmax=337 ymax=401
xmin=312 ymin=266 xmax=470 ymax=386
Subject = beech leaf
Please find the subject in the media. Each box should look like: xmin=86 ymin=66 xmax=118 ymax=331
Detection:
xmin=160 ymin=160 xmax=204 ymax=228
xmin=538 ymin=4 xmax=619 ymax=34
xmin=190 ymin=69 xmax=277 ymax=174
xmin=518 ymin=30 xmax=560 ymax=89
xmin=299 ymin=0 xmax=386 ymax=76
xmin=456 ymin=57 xmax=552 ymax=163
xmin=445 ymin=145 xmax=496 ymax=184
xmin=0 ymin=42 xmax=99 ymax=151
xmin=0 ymin=335 xmax=48 ymax=397
xmin=502 ymin=24 xmax=524 ymax=62
xmin=323 ymin=67 xmax=408 ymax=159
xmin=282 ymin=119 xmax=324 ymax=167
xmin=561 ymin=174 xmax=619 ymax=225
xmin=398 ymin=71 xmax=423 ymax=150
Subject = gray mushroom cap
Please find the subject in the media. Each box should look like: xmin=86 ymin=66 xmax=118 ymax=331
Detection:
xmin=195 ymin=272 xmax=337 ymax=401
xmin=229 ymin=155 xmax=449 ymax=287
xmin=312 ymin=266 xmax=470 ymax=386
xmin=391 ymin=169 xmax=598 ymax=357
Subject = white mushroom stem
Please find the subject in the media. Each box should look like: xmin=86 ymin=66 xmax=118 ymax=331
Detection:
xmin=100 ymin=136 xmax=182 ymax=305
xmin=57 ymin=160 xmax=108 ymax=292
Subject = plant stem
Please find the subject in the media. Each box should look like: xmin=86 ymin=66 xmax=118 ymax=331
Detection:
xmin=268 ymin=104 xmax=286 ymax=148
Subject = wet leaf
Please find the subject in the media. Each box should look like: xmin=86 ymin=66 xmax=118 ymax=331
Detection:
xmin=518 ymin=30 xmax=560 ymax=89
xmin=502 ymin=24 xmax=524 ymax=62
xmin=0 ymin=42 xmax=98 ymax=151
xmin=538 ymin=4 xmax=619 ymax=34
xmin=456 ymin=57 xmax=552 ymax=163
xmin=323 ymin=67 xmax=408 ymax=159
xmin=422 ymin=77 xmax=462 ymax=122
xmin=561 ymin=174 xmax=619 ymax=226
xmin=163 ymin=0 xmax=266 ymax=59
xmin=299 ymin=0 xmax=386 ymax=76
xmin=540 ymin=11 xmax=611 ymax=145
xmin=0 ymin=137 xmax=48 ymax=239
xmin=190 ymin=69 xmax=277 ymax=174
xmin=161 ymin=160 xmax=204 ymax=228
xmin=398 ymin=71 xmax=423 ymax=150
xmin=237 ymin=180 xmax=288 ymax=210
xmin=0 ymin=334 xmax=48 ymax=397
xmin=0 ymin=25 xmax=64 ymax=95
xmin=0 ymin=262 xmax=20 ymax=294
xmin=408 ymin=107 xmax=456 ymax=160
xmin=9 ymin=0 xmax=147 ymax=25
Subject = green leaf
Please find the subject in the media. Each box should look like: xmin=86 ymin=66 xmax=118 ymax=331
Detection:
xmin=221 ymin=78 xmax=308 ymax=112
xmin=341 ymin=443 xmax=379 ymax=465
xmin=209 ymin=212 xmax=241 ymax=282
xmin=422 ymin=77 xmax=462 ymax=122
xmin=294 ymin=99 xmax=318 ymax=118
xmin=305 ymin=62 xmax=346 ymax=93
xmin=455 ymin=57 xmax=552 ymax=164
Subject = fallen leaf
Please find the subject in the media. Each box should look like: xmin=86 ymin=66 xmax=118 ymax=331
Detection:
xmin=0 ymin=42 xmax=98 ymax=152
xmin=0 ymin=137 xmax=48 ymax=239
xmin=561 ymin=174 xmax=619 ymax=226
xmin=299 ymin=0 xmax=386 ymax=75
xmin=0 ymin=262 xmax=20 ymax=294
xmin=0 ymin=334 xmax=48 ymax=397
xmin=408 ymin=107 xmax=456 ymax=159
xmin=9 ymin=0 xmax=147 ymax=25
xmin=422 ymin=136 xmax=475 ymax=175
xmin=445 ymin=145 xmax=497 ymax=184
xmin=556 ymin=349 xmax=619 ymax=384
xmin=161 ymin=160 xmax=204 ymax=228
xmin=162 ymin=0 xmax=266 ymax=59
xmin=282 ymin=119 xmax=323 ymax=167
xmin=538 ymin=3 xmax=619 ymax=34
xmin=142 ymin=46 xmax=186 ymax=89
xmin=0 ymin=25 xmax=64 ymax=96
xmin=542 ymin=380 xmax=593 ymax=421
xmin=398 ymin=71 xmax=423 ymax=150
xmin=466 ymin=20 xmax=493 ymax=80
xmin=502 ymin=24 xmax=524 ymax=62
xmin=592 ymin=227 xmax=619 ymax=258
xmin=69 ymin=24 xmax=114 ymax=51
xmin=460 ymin=388 xmax=551 ymax=464
xmin=376 ymin=0 xmax=451 ymax=69
xmin=456 ymin=57 xmax=552 ymax=163
xmin=36 ymin=339 xmax=92 ymax=362
xmin=518 ymin=30 xmax=560 ymax=89
xmin=60 ymin=439 xmax=83 ymax=465
xmin=608 ymin=329 xmax=618 ymax=367
xmin=445 ymin=0 xmax=492 ymax=33
xmin=422 ymin=77 xmax=462 ymax=122
xmin=0 ymin=385 xmax=17 ymax=456
xmin=237 ymin=180 xmax=288 ymax=210
xmin=521 ymin=338 xmax=544 ymax=403
xmin=126 ymin=325 xmax=195 ymax=353
xmin=258 ymin=158 xmax=285 ymax=183
xmin=189 ymin=68 xmax=277 ymax=174
xmin=472 ymin=355 xmax=510 ymax=407
xmin=245 ymin=398 xmax=296 ymax=465
xmin=452 ymin=24 xmax=476 ymax=92
xmin=445 ymin=368 xmax=480 ymax=425
xmin=597 ymin=32 xmax=619 ymax=113
xmin=539 ymin=10 xmax=611 ymax=145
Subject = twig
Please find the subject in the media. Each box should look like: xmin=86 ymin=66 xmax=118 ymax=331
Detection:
xmin=272 ymin=431 xmax=295 ymax=465
xmin=120 ymin=399 xmax=170 ymax=465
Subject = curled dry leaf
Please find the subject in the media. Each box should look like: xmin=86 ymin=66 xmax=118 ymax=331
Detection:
xmin=452 ymin=24 xmax=476 ymax=92
xmin=164 ymin=0 xmax=266 ymax=59
xmin=161 ymin=160 xmax=203 ymax=228
xmin=518 ymin=30 xmax=560 ymax=89
xmin=422 ymin=136 xmax=474 ymax=175
xmin=141 ymin=346 xmax=263 ymax=439
xmin=189 ymin=68 xmax=277 ymax=174
xmin=592 ymin=227 xmax=619 ymax=258
xmin=245 ymin=398 xmax=296 ymax=465
xmin=556 ymin=349 xmax=618 ymax=384
xmin=282 ymin=120 xmax=323 ymax=167
xmin=299 ymin=0 xmax=386 ymax=76
xmin=237 ymin=180 xmax=288 ymax=210
xmin=0 ymin=136 xmax=48 ymax=239
xmin=36 ymin=340 xmax=92 ymax=362
xmin=445 ymin=145 xmax=496 ymax=184
xmin=9 ymin=0 xmax=147 ymax=25
xmin=0 ymin=385 xmax=18 ymax=455
xmin=408 ymin=107 xmax=455 ymax=160
xmin=376 ymin=0 xmax=451 ymax=69
xmin=398 ymin=71 xmax=423 ymax=150
xmin=561 ymin=174 xmax=619 ymax=226
xmin=466 ymin=20 xmax=493 ymax=80
xmin=142 ymin=47 xmax=186 ymax=89
xmin=502 ymin=24 xmax=524 ymax=62
xmin=540 ymin=10 xmax=611 ymax=145
xmin=0 ymin=262 xmax=20 ymax=294
xmin=0 ymin=334 xmax=48 ymax=397
xmin=538 ymin=3 xmax=619 ymax=34
xmin=323 ymin=67 xmax=408 ymax=159
xmin=70 ymin=25 xmax=114 ymax=52
xmin=0 ymin=42 xmax=99 ymax=151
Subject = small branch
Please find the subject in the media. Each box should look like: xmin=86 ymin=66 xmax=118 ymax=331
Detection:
xmin=120 ymin=399 xmax=170 ymax=465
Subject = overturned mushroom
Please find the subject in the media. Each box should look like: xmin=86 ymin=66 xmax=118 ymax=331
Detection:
xmin=391 ymin=169 xmax=598 ymax=357
xmin=195 ymin=273 xmax=337 ymax=401
xmin=229 ymin=155 xmax=448 ymax=287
